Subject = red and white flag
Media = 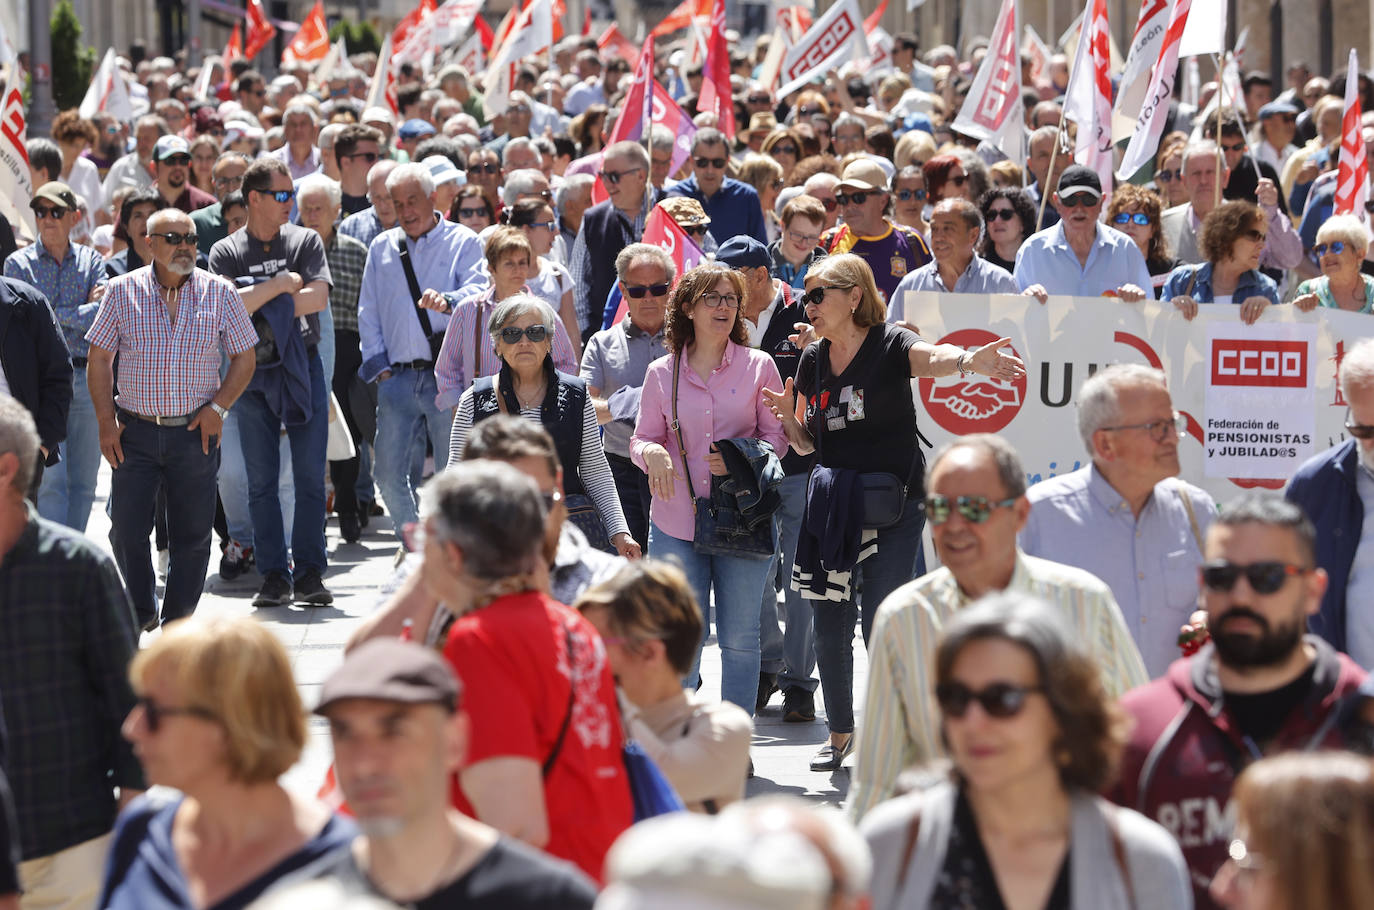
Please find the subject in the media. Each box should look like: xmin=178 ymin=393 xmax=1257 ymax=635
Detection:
xmin=1022 ymin=24 xmax=1050 ymax=84
xmin=455 ymin=31 xmax=485 ymax=75
xmin=757 ymin=26 xmax=792 ymax=94
xmin=283 ymin=0 xmax=330 ymax=64
xmin=605 ymin=37 xmax=655 ymax=147
xmin=365 ymin=32 xmax=397 ymax=114
xmin=776 ymin=0 xmax=868 ymax=98
xmin=244 ymin=0 xmax=277 ymax=61
xmin=596 ymin=23 xmax=639 ymax=65
xmin=863 ymin=0 xmax=889 ymax=33
xmin=1111 ymin=0 xmax=1171 ymax=142
xmin=650 ymin=0 xmax=711 ymax=38
xmin=776 ymin=6 xmax=812 ymax=39
xmin=698 ymin=0 xmax=734 ymax=137
xmin=860 ymin=27 xmax=895 ymax=77
xmin=1117 ymin=0 xmax=1193 ymax=179
xmin=604 ymin=205 xmax=707 ymax=324
xmin=0 ymin=63 xmax=34 ymax=238
xmin=483 ymin=0 xmax=553 ymax=117
xmin=951 ymin=0 xmax=1024 ymax=166
xmin=1335 ymin=49 xmax=1369 ymax=217
xmin=1063 ymin=0 xmax=1114 ymax=194
xmin=392 ymin=0 xmax=437 ymax=52
xmin=79 ymin=48 xmax=134 ymax=122
xmin=224 ymin=23 xmax=244 ymax=66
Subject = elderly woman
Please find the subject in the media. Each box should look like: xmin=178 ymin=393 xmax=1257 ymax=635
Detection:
xmin=978 ymin=187 xmax=1037 ymax=273
xmin=762 ymin=127 xmax=804 ymax=182
xmin=860 ymin=595 xmax=1190 ymax=910
xmin=1292 ymin=214 xmax=1374 ymax=314
xmin=97 ymin=617 xmax=354 ymax=909
xmin=631 ymin=263 xmax=788 ymax=716
xmin=762 ymin=254 xmax=1023 ymax=772
xmin=894 ymin=130 xmax=937 ymax=172
xmin=738 ymin=153 xmax=786 ymax=243
xmin=503 ymin=198 xmax=582 ymax=353
xmin=577 ymin=560 xmax=753 ymax=813
xmin=1161 ymin=200 xmax=1280 ymax=325
xmin=1106 ymin=184 xmax=1178 ymax=290
xmin=449 ymin=293 xmax=637 ymax=559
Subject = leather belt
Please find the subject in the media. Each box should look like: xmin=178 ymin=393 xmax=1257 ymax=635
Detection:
xmin=117 ymin=406 xmax=196 ymax=427
xmin=390 ymin=359 xmax=434 ymax=371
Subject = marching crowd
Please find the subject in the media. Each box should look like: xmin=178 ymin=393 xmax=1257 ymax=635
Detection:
xmin=3 ymin=16 xmax=1374 ymax=910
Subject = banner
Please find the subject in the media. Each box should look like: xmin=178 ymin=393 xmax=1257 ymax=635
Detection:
xmin=1111 ymin=0 xmax=1172 ymax=143
xmin=776 ymin=0 xmax=868 ymax=98
xmin=902 ymin=293 xmax=1363 ymax=503
xmin=1022 ymin=24 xmax=1050 ymax=84
xmin=0 ymin=63 xmax=34 ymax=239
xmin=951 ymin=0 xmax=1024 ymax=166
xmin=1335 ymin=49 xmax=1369 ymax=217
xmin=455 ymin=31 xmax=485 ymax=75
xmin=79 ymin=48 xmax=133 ymax=123
xmin=1178 ymin=0 xmax=1224 ymax=59
xmin=365 ymin=32 xmax=396 ymax=113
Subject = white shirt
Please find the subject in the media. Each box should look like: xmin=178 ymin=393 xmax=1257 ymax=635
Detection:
xmin=745 ymin=293 xmax=779 ymax=348
xmin=1346 ymin=464 xmax=1374 ymax=668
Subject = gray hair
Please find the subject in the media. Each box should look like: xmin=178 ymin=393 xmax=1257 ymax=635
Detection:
xmin=386 ymin=162 xmax=435 ymax=197
xmin=555 ymin=173 xmax=595 ymax=211
xmin=282 ymin=102 xmax=318 ymax=126
xmin=719 ymin=797 xmax=872 ymax=899
xmin=502 ymin=136 xmax=544 ymax=169
xmin=604 ymin=140 xmax=650 ymax=171
xmin=615 ymin=243 xmax=676 ymax=284
xmin=0 ymin=395 xmax=39 ymax=494
xmin=1316 ymin=214 xmax=1371 ymax=259
xmin=502 ymin=168 xmax=549 ymax=206
xmin=1075 ymin=364 xmax=1168 ymax=452
xmin=1340 ymin=338 xmax=1374 ymax=399
xmin=487 ymin=293 xmax=559 ymax=338
xmin=418 ymin=462 xmax=547 ymax=581
xmin=317 ymin=122 xmax=345 ymax=151
xmin=1182 ymin=140 xmax=1223 ymax=171
xmin=437 ymin=64 xmax=469 ymax=86
xmin=833 ymin=112 xmax=866 ymax=135
xmin=927 ymin=433 xmax=1027 ymax=499
xmin=649 ymin=123 xmax=675 ymax=152
xmin=296 ymin=174 xmax=341 ymax=209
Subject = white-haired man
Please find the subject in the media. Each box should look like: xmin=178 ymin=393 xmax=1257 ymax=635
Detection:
xmin=270 ymin=102 xmax=322 ymax=181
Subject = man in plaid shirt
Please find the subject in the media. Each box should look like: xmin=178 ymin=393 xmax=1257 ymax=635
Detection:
xmin=87 ymin=208 xmax=258 ymax=629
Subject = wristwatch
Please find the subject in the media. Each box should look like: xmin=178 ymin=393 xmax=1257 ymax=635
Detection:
xmin=208 ymin=402 xmax=230 ymax=420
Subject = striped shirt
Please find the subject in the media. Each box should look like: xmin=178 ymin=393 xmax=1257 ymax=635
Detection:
xmin=325 ymin=231 xmax=368 ymax=336
xmin=848 ymin=551 xmax=1148 ymax=822
xmin=3 ymin=240 xmax=105 ymax=359
xmin=85 ymin=267 xmax=258 ymax=416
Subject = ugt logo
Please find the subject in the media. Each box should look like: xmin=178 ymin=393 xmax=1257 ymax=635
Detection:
xmin=918 ymin=328 xmax=1026 ymax=434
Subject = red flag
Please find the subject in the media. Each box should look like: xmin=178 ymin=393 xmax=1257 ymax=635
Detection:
xmin=244 ymin=0 xmax=277 ymax=60
xmin=605 ymin=37 xmax=655 ymax=147
xmin=582 ymin=6 xmax=592 ymax=35
xmin=698 ymin=0 xmax=734 ymax=137
xmin=650 ymin=0 xmax=711 ymax=38
xmin=607 ymin=205 xmax=706 ymax=324
xmin=283 ymin=0 xmax=330 ymax=65
xmin=223 ymin=22 xmax=244 ymax=65
xmin=776 ymin=6 xmax=812 ymax=38
xmin=596 ymin=24 xmax=639 ymax=65
xmin=862 ymin=0 xmax=889 ymax=34
xmin=1335 ymin=50 xmax=1369 ymax=216
xmin=393 ymin=0 xmax=437 ymax=50
xmin=552 ymin=0 xmax=566 ymax=41
xmin=475 ymin=14 xmax=495 ymax=50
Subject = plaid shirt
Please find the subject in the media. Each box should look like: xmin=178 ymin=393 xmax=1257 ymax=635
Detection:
xmin=0 ymin=505 xmax=144 ymax=859
xmin=325 ymin=231 xmax=367 ymax=336
xmin=86 ymin=266 xmax=258 ymax=417
xmin=339 ymin=207 xmax=386 ymax=248
xmin=3 ymin=240 xmax=105 ymax=359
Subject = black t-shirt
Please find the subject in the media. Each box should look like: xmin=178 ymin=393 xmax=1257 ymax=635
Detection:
xmin=929 ymin=789 xmax=1071 ymax=910
xmin=342 ymin=192 xmax=370 ymax=217
xmin=209 ymin=223 xmax=332 ymax=347
xmin=1224 ymin=661 xmax=1317 ymax=748
xmin=795 ymin=323 xmax=924 ymax=495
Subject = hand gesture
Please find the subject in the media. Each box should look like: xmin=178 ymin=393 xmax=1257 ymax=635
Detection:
xmin=788 ymin=321 xmax=817 ymax=349
xmin=1171 ymin=295 xmax=1199 ymax=320
xmin=967 ymin=338 xmax=1026 ymax=381
xmin=762 ymin=377 xmax=800 ymax=427
xmin=1255 ymin=177 xmax=1279 ymax=209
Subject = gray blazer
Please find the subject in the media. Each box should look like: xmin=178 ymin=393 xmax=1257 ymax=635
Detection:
xmin=1160 ymin=204 xmax=1201 ymax=267
xmin=860 ymin=782 xmax=1193 ymax=910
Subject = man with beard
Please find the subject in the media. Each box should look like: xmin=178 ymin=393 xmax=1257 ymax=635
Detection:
xmin=1111 ymin=493 xmax=1368 ymax=910
xmin=150 ymin=136 xmax=216 ymax=214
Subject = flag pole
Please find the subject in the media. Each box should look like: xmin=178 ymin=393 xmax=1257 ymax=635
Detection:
xmin=1035 ymin=117 xmax=1070 ymax=231
xmin=1214 ymin=54 xmax=1223 ymax=210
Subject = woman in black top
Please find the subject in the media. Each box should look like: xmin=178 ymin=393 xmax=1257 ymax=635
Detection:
xmin=978 ymin=188 xmax=1037 ymax=274
xmin=763 ymin=253 xmax=1022 ymax=772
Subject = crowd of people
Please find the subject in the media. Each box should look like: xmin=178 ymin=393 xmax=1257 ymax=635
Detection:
xmin=2 ymin=15 xmax=1374 ymax=910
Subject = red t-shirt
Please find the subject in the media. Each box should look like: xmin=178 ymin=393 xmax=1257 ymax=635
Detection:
xmin=443 ymin=590 xmax=632 ymax=884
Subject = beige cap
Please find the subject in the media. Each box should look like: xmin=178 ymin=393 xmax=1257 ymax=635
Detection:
xmin=30 ymin=181 xmax=78 ymax=212
xmin=836 ymin=159 xmax=889 ymax=194
xmin=658 ymin=196 xmax=711 ymax=227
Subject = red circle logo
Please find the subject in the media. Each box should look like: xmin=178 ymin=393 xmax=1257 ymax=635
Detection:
xmin=918 ymin=328 xmax=1027 ymax=435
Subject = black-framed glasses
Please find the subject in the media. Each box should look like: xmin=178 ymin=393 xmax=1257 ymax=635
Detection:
xmin=1155 ymin=168 xmax=1178 ymax=183
xmin=816 ymin=196 xmax=838 ymax=211
xmin=341 ymin=151 xmax=380 ymax=163
xmin=924 ymin=494 xmax=1018 ymax=526
xmin=254 ymin=188 xmax=295 ymax=203
xmin=683 ymin=224 xmax=709 ymax=237
xmin=497 ymin=324 xmax=549 ymax=344
xmin=137 ymin=695 xmax=217 ymax=732
xmin=697 ymin=291 xmax=740 ymax=309
xmin=1314 ymin=241 xmax=1346 ymax=256
xmin=1059 ymin=192 xmax=1100 ymax=207
xmin=457 ymin=207 xmax=488 ymax=219
xmin=148 ymin=231 xmax=199 ymax=247
xmin=787 ymin=229 xmax=821 ymax=247
xmin=694 ymin=156 xmax=727 ymax=170
xmin=835 ymin=191 xmax=871 ymax=206
xmin=599 ymin=166 xmax=643 ymax=186
xmin=1113 ymin=212 xmax=1151 ymax=226
xmin=935 ymin=682 xmax=1044 ymax=719
xmin=624 ymin=282 xmax=670 ymax=298
xmin=748 ymin=93 xmax=772 ymax=104
xmin=1100 ymin=412 xmax=1186 ymax=442
xmin=1221 ymin=140 xmax=1246 ymax=153
xmin=803 ymin=285 xmax=849 ymax=307
xmin=987 ymin=208 xmax=1017 ymax=221
xmin=896 ymin=188 xmax=928 ymax=202
xmin=1345 ymin=408 xmax=1374 ymax=439
xmin=470 ymin=162 xmax=500 ymax=174
xmin=213 ymin=175 xmax=244 ymax=188
xmin=32 ymin=205 xmax=68 ymax=220
xmin=1201 ymin=560 xmax=1308 ymax=594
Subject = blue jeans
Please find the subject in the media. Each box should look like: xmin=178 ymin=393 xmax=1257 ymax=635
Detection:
xmin=606 ymin=452 xmax=650 ymax=552
xmin=759 ymin=473 xmax=817 ymax=692
xmin=218 ymin=407 xmax=293 ymax=549
xmin=375 ymin=367 xmax=452 ymax=543
xmin=812 ymin=500 xmax=927 ymax=734
xmin=108 ymin=416 xmax=220 ymax=627
xmin=36 ymin=367 xmax=101 ymax=531
xmin=648 ymin=523 xmax=774 ymax=716
xmin=235 ymin=351 xmax=329 ymax=579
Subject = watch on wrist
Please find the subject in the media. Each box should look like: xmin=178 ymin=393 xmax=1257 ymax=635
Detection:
xmin=209 ymin=402 xmax=230 ymax=420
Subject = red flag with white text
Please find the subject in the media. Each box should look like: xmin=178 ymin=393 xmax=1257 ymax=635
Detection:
xmin=244 ymin=0 xmax=277 ymax=60
xmin=698 ymin=0 xmax=735 ymax=137
xmin=224 ymin=22 xmax=244 ymax=66
xmin=283 ymin=0 xmax=330 ymax=65
xmin=1335 ymin=49 xmax=1369 ymax=217
xmin=650 ymin=0 xmax=712 ymax=38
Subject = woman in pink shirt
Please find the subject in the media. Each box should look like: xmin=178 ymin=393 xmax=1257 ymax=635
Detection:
xmin=631 ymin=264 xmax=788 ymax=716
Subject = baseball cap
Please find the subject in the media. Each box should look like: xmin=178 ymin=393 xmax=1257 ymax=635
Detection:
xmin=836 ymin=158 xmax=888 ymax=194
xmin=1258 ymin=100 xmax=1300 ymax=119
xmin=398 ymin=118 xmax=437 ymax=141
xmin=1056 ymin=164 xmax=1103 ymax=200
xmin=423 ymin=155 xmax=466 ymax=187
xmin=658 ymin=197 xmax=711 ymax=227
xmin=362 ymin=106 xmax=397 ymax=127
xmin=715 ymin=235 xmax=770 ymax=270
xmin=31 ymin=182 xmax=78 ymax=212
xmin=153 ymin=134 xmax=191 ymax=162
xmin=314 ymin=639 xmax=462 ymax=715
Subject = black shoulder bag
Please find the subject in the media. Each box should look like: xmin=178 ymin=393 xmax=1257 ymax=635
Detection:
xmin=543 ymin=625 xmax=576 ymax=778
xmin=396 ymin=239 xmax=446 ymax=363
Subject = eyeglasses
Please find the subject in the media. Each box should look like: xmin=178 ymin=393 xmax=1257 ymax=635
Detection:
xmin=457 ymin=207 xmax=488 ymax=219
xmin=1113 ymin=212 xmax=1151 ymax=226
xmin=835 ymin=191 xmax=873 ymax=206
xmin=683 ymin=224 xmax=709 ymax=237
xmin=524 ymin=220 xmax=557 ymax=231
xmin=254 ymin=188 xmax=295 ymax=203
xmin=935 ymin=682 xmax=1044 ymax=719
xmin=924 ymin=494 xmax=1019 ymax=526
xmin=137 ymin=695 xmax=217 ymax=733
xmin=1155 ymin=168 xmax=1178 ymax=183
xmin=1201 ymin=560 xmax=1308 ymax=594
xmin=815 ymin=196 xmax=838 ymax=212
xmin=771 ymin=144 xmax=798 ymax=156
xmin=787 ymin=229 xmax=821 ymax=246
xmin=599 ymin=166 xmax=644 ymax=186
xmin=748 ymin=94 xmax=772 ymax=104
xmin=1100 ymin=412 xmax=1186 ymax=442
xmin=470 ymin=162 xmax=501 ymax=174
xmin=1242 ymin=228 xmax=1267 ymax=243
xmin=161 ymin=155 xmax=191 ymax=167
xmin=1314 ymin=241 xmax=1346 ymax=256
xmin=694 ymin=156 xmax=727 ymax=170
xmin=697 ymin=292 xmax=740 ymax=309
xmin=148 ymin=231 xmax=199 ymax=247
xmin=896 ymin=188 xmax=928 ymax=202
xmin=987 ymin=207 xmax=1017 ymax=221
xmin=1059 ymin=192 xmax=1100 ymax=207
xmin=803 ymin=285 xmax=849 ymax=307
xmin=624 ymin=282 xmax=670 ymax=298
xmin=32 ymin=205 xmax=68 ymax=220
xmin=1221 ymin=140 xmax=1247 ymax=153
xmin=1345 ymin=408 xmax=1374 ymax=439
xmin=213 ymin=175 xmax=244 ymax=188
xmin=341 ymin=151 xmax=380 ymax=163
xmin=497 ymin=324 xmax=549 ymax=344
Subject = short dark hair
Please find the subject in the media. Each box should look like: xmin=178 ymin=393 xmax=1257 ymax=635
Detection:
xmin=395 ymin=82 xmax=424 ymax=113
xmin=235 ymin=70 xmax=264 ymax=93
xmin=25 ymin=138 xmax=62 ymax=183
xmin=413 ymin=135 xmax=465 ymax=170
xmin=894 ymin=32 xmax=919 ymax=53
xmin=220 ymin=190 xmax=247 ymax=213
xmin=1243 ymin=71 xmax=1274 ymax=92
xmin=1214 ymin=492 xmax=1317 ymax=566
xmin=334 ymin=124 xmax=384 ymax=163
xmin=116 ymin=189 xmax=163 ymax=242
xmin=240 ymin=157 xmax=290 ymax=195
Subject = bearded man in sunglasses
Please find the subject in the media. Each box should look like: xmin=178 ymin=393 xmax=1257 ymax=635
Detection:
xmin=1111 ymin=493 xmax=1368 ymax=910
xmin=848 ymin=434 xmax=1147 ymax=821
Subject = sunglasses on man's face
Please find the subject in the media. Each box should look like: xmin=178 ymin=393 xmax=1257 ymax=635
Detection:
xmin=255 ymin=189 xmax=295 ymax=203
xmin=600 ymin=166 xmax=643 ymax=186
xmin=694 ymin=157 xmax=727 ymax=170
xmin=936 ymin=682 xmax=1043 ymax=719
xmin=924 ymin=494 xmax=1018 ymax=526
xmin=1345 ymin=408 xmax=1374 ymax=439
xmin=1221 ymin=141 xmax=1246 ymax=154
xmin=1113 ymin=212 xmax=1151 ymax=226
xmin=1058 ymin=193 xmax=1099 ymax=208
xmin=342 ymin=151 xmax=380 ymax=163
xmin=836 ymin=191 xmax=871 ymax=206
xmin=161 ymin=155 xmax=191 ymax=167
xmin=148 ymin=231 xmax=199 ymax=247
xmin=1200 ymin=560 xmax=1307 ymax=595
xmin=624 ymin=282 xmax=670 ymax=299
xmin=683 ymin=224 xmax=709 ymax=237
xmin=498 ymin=324 xmax=549 ymax=344
xmin=32 ymin=205 xmax=68 ymax=220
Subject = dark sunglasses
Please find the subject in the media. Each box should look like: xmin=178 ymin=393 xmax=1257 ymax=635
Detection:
xmin=695 ymin=156 xmax=727 ymax=169
xmin=600 ymin=166 xmax=643 ymax=186
xmin=1155 ymin=168 xmax=1178 ymax=182
xmin=748 ymin=94 xmax=772 ymax=104
xmin=987 ymin=208 xmax=1017 ymax=221
xmin=803 ymin=285 xmax=848 ymax=307
xmin=470 ymin=162 xmax=501 ymax=174
xmin=138 ymin=695 xmax=216 ymax=732
xmin=1221 ymin=141 xmax=1246 ymax=153
xmin=925 ymin=494 xmax=1018 ymax=526
xmin=896 ymin=188 xmax=928 ymax=202
xmin=1201 ymin=560 xmax=1308 ymax=594
xmin=161 ymin=155 xmax=192 ymax=167
xmin=625 ymin=282 xmax=671 ymax=298
xmin=936 ymin=682 xmax=1043 ymax=719
xmin=817 ymin=197 xmax=838 ymax=211
xmin=797 ymin=106 xmax=821 ymax=116
xmin=457 ymin=206 xmax=488 ymax=219
xmin=772 ymin=144 xmax=798 ymax=156
xmin=32 ymin=205 xmax=68 ymax=220
xmin=683 ymin=223 xmax=709 ymax=237
xmin=1242 ymin=228 xmax=1267 ymax=243
xmin=1113 ymin=212 xmax=1151 ymax=226
xmin=148 ymin=231 xmax=199 ymax=247
xmin=254 ymin=188 xmax=295 ymax=203
xmin=498 ymin=324 xmax=549 ymax=344
xmin=341 ymin=151 xmax=380 ymax=163
xmin=1059 ymin=192 xmax=1100 ymax=207
xmin=524 ymin=219 xmax=557 ymax=231
xmin=1345 ymin=408 xmax=1374 ymax=439
xmin=836 ymin=191 xmax=872 ymax=206
xmin=1314 ymin=241 xmax=1346 ymax=256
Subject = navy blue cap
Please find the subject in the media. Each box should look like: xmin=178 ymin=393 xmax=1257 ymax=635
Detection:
xmin=715 ymin=235 xmax=770 ymax=270
xmin=398 ymin=118 xmax=437 ymax=140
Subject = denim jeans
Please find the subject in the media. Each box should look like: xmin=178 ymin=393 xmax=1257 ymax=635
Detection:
xmin=36 ymin=367 xmax=101 ymax=531
xmin=375 ymin=367 xmax=452 ymax=543
xmin=759 ymin=473 xmax=817 ymax=692
xmin=606 ymin=452 xmax=651 ymax=552
xmin=108 ymin=417 xmax=220 ymax=628
xmin=648 ymin=523 xmax=774 ymax=716
xmin=235 ymin=351 xmax=329 ymax=579
xmin=812 ymin=500 xmax=927 ymax=734
xmin=218 ymin=407 xmax=294 ymax=550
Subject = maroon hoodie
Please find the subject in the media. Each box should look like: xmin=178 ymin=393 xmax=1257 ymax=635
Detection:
xmin=1109 ymin=637 xmax=1367 ymax=910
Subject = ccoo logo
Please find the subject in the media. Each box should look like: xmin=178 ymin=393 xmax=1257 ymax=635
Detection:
xmin=918 ymin=328 xmax=1027 ymax=435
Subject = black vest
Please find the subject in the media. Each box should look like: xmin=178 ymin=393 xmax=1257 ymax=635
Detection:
xmin=471 ymin=362 xmax=588 ymax=496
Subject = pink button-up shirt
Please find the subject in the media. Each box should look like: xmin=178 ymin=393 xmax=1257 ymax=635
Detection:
xmin=631 ymin=341 xmax=788 ymax=542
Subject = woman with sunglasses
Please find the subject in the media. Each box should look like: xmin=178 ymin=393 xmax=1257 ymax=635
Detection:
xmin=861 ymin=594 xmax=1190 ymax=910
xmin=892 ymin=165 xmax=930 ymax=236
xmin=762 ymin=254 xmax=1023 ymax=772
xmin=631 ymin=264 xmax=788 ymax=715
xmin=738 ymin=154 xmax=786 ymax=244
xmin=503 ymin=199 xmax=582 ymax=358
xmin=450 ymin=293 xmax=638 ymax=560
xmin=1106 ymin=185 xmax=1179 ymax=293
xmin=1152 ymin=138 xmax=1190 ymax=208
xmin=762 ymin=127 xmax=804 ymax=181
xmin=98 ymin=616 xmax=355 ymax=910
xmin=1162 ymin=201 xmax=1279 ymax=325
xmin=1210 ymin=751 xmax=1374 ymax=910
xmin=452 ymin=184 xmax=495 ymax=234
xmin=978 ymin=187 xmax=1037 ymax=274
xmin=1291 ymin=215 xmax=1374 ymax=314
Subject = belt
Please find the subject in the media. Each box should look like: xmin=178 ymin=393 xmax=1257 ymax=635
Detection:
xmin=71 ymin=356 xmax=88 ymax=368
xmin=117 ymin=406 xmax=196 ymax=427
xmin=390 ymin=359 xmax=434 ymax=371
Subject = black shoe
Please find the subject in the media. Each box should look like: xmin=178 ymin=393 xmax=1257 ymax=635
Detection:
xmin=252 ymin=572 xmax=293 ymax=607
xmin=810 ymin=735 xmax=854 ymax=772
xmin=755 ymin=672 xmax=779 ymax=714
xmin=782 ymin=687 xmax=816 ymax=723
xmin=219 ymin=540 xmax=254 ymax=581
xmin=339 ymin=512 xmax=362 ymax=543
xmin=295 ymin=571 xmax=334 ymax=606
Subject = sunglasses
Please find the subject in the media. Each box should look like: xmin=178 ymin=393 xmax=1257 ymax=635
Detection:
xmin=896 ymin=188 xmax=928 ymax=202
xmin=987 ymin=208 xmax=1017 ymax=221
xmin=748 ymin=94 xmax=772 ymax=104
xmin=935 ymin=682 xmax=1043 ymax=719
xmin=924 ymin=494 xmax=1019 ymax=526
xmin=1201 ymin=560 xmax=1308 ymax=594
xmin=254 ymin=189 xmax=295 ymax=203
xmin=1221 ymin=141 xmax=1247 ymax=153
xmin=694 ymin=156 xmax=727 ymax=170
xmin=161 ymin=155 xmax=192 ymax=167
xmin=816 ymin=196 xmax=838 ymax=211
xmin=772 ymin=144 xmax=798 ymax=156
xmin=470 ymin=162 xmax=501 ymax=174
xmin=522 ymin=220 xmax=557 ymax=232
xmin=497 ymin=324 xmax=549 ymax=344
xmin=1242 ymin=228 xmax=1267 ymax=243
xmin=1113 ymin=212 xmax=1151 ymax=226
xmin=697 ymin=291 xmax=740 ymax=309
xmin=341 ymin=151 xmax=380 ymax=163
xmin=32 ymin=205 xmax=68 ymax=220
xmin=1155 ymin=168 xmax=1178 ymax=183
xmin=1314 ymin=241 xmax=1346 ymax=256
xmin=457 ymin=207 xmax=488 ymax=219
xmin=683 ymin=224 xmax=709 ymax=237
xmin=1101 ymin=412 xmax=1186 ymax=442
xmin=624 ymin=282 xmax=670 ymax=298
xmin=803 ymin=285 xmax=848 ymax=307
xmin=798 ymin=106 xmax=821 ymax=116
xmin=148 ymin=231 xmax=199 ymax=247
xmin=1344 ymin=408 xmax=1374 ymax=439
xmin=1058 ymin=192 xmax=1100 ymax=207
xmin=137 ymin=695 xmax=216 ymax=732
xmin=836 ymin=191 xmax=873 ymax=206
xmin=599 ymin=166 xmax=644 ymax=186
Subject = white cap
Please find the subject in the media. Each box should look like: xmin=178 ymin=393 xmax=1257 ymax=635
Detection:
xmin=422 ymin=156 xmax=465 ymax=187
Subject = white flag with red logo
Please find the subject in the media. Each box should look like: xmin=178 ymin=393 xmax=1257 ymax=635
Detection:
xmin=1022 ymin=25 xmax=1050 ymax=84
xmin=483 ymin=0 xmax=553 ymax=118
xmin=1117 ymin=0 xmax=1193 ymax=179
xmin=1335 ymin=49 xmax=1369 ymax=217
xmin=777 ymin=0 xmax=868 ymax=98
xmin=951 ymin=0 xmax=1024 ymax=166
xmin=365 ymin=32 xmax=397 ymax=114
xmin=698 ymin=0 xmax=735 ymax=137
xmin=283 ymin=0 xmax=330 ymax=65
xmin=757 ymin=26 xmax=792 ymax=94
xmin=859 ymin=27 xmax=895 ymax=76
xmin=1063 ymin=0 xmax=1114 ymax=194
xmin=0 ymin=64 xmax=34 ymax=238
xmin=455 ymin=31 xmax=485 ymax=75
xmin=1111 ymin=0 xmax=1172 ymax=143
xmin=244 ymin=0 xmax=277 ymax=60
xmin=79 ymin=48 xmax=133 ymax=123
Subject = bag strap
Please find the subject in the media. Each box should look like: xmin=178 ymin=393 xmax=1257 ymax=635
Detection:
xmin=1106 ymin=805 xmax=1139 ymax=910
xmin=1176 ymin=481 xmax=1203 ymax=550
xmin=1185 ymin=265 xmax=1199 ymax=299
xmin=396 ymin=239 xmax=438 ymax=344
xmin=543 ymin=624 xmax=577 ymax=778
xmin=670 ymin=351 xmax=697 ymax=516
xmin=893 ymin=805 xmax=923 ymax=894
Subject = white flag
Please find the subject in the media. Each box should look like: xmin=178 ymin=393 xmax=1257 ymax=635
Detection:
xmin=364 ymin=32 xmax=394 ymax=114
xmin=1118 ymin=0 xmax=1194 ymax=179
xmin=1022 ymin=24 xmax=1050 ymax=84
xmin=1063 ymin=0 xmax=1114 ymax=194
xmin=1113 ymin=0 xmax=1174 ymax=142
xmin=0 ymin=18 xmax=16 ymax=67
xmin=1178 ymin=0 xmax=1225 ymax=59
xmin=0 ymin=64 xmax=35 ymax=238
xmin=757 ymin=27 xmax=792 ymax=95
xmin=776 ymin=0 xmax=868 ymax=98
xmin=483 ymin=0 xmax=553 ymax=117
xmin=860 ymin=27 xmax=895 ymax=77
xmin=951 ymin=0 xmax=1024 ymax=166
xmin=455 ymin=31 xmax=485 ymax=76
xmin=79 ymin=48 xmax=133 ymax=123
xmin=193 ymin=56 xmax=218 ymax=101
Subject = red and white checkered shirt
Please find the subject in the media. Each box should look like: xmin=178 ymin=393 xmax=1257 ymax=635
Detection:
xmin=86 ymin=266 xmax=258 ymax=417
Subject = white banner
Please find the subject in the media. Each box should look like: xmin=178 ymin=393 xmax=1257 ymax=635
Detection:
xmin=0 ymin=64 xmax=34 ymax=239
xmin=903 ymin=293 xmax=1359 ymax=504
xmin=776 ymin=0 xmax=868 ymax=98
xmin=951 ymin=0 xmax=1024 ymax=166
xmin=79 ymin=48 xmax=133 ymax=123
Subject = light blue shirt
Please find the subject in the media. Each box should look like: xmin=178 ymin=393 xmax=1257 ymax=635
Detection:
xmin=1019 ymin=465 xmax=1216 ymax=677
xmin=356 ymin=214 xmax=485 ymax=383
xmin=1013 ymin=221 xmax=1154 ymax=298
xmin=887 ymin=255 xmax=1019 ymax=323
xmin=1346 ymin=464 xmax=1374 ymax=668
